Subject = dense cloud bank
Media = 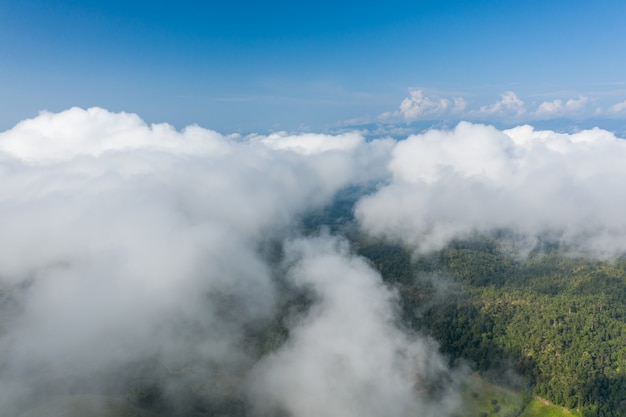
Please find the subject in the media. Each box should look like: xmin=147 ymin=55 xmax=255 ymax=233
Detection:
xmin=356 ymin=122 xmax=626 ymax=257
xmin=1 ymin=107 xmax=626 ymax=415
xmin=0 ymin=108 xmax=449 ymax=416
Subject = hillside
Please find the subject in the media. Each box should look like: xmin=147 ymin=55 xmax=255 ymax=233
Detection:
xmin=357 ymin=235 xmax=626 ymax=417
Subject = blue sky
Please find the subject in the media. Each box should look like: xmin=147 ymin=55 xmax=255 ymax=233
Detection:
xmin=2 ymin=0 xmax=626 ymax=133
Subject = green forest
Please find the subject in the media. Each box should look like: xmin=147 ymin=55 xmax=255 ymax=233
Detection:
xmin=357 ymin=235 xmax=626 ymax=417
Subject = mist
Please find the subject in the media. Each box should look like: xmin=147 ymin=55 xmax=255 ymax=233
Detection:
xmin=2 ymin=107 xmax=625 ymax=416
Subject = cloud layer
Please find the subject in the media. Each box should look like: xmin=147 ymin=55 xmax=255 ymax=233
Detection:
xmin=0 ymin=107 xmax=456 ymax=417
xmin=3 ymin=106 xmax=626 ymax=416
xmin=356 ymin=121 xmax=626 ymax=257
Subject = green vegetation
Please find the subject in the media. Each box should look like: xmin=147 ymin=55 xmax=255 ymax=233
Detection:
xmin=457 ymin=374 xmax=527 ymax=417
xmin=518 ymin=399 xmax=580 ymax=417
xmin=356 ymin=236 xmax=626 ymax=417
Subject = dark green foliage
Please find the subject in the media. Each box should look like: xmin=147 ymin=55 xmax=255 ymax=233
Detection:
xmin=301 ymin=184 xmax=373 ymax=234
xmin=356 ymin=236 xmax=626 ymax=416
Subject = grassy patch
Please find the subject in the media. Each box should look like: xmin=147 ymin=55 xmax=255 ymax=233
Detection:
xmin=518 ymin=399 xmax=580 ymax=417
xmin=456 ymin=376 xmax=580 ymax=417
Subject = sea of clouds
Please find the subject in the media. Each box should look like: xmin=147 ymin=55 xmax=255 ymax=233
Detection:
xmin=1 ymin=107 xmax=626 ymax=416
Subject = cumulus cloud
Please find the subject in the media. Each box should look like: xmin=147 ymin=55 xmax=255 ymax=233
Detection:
xmin=608 ymin=99 xmax=626 ymax=114
xmin=479 ymin=91 xmax=526 ymax=117
xmin=452 ymin=97 xmax=468 ymax=113
xmin=376 ymin=88 xmax=626 ymax=126
xmin=564 ymin=96 xmax=590 ymax=111
xmin=534 ymin=96 xmax=589 ymax=117
xmin=380 ymin=89 xmax=468 ymax=123
xmin=0 ymin=107 xmax=463 ymax=417
xmin=536 ymin=99 xmax=563 ymax=115
xmin=0 ymin=107 xmax=230 ymax=162
xmin=400 ymin=90 xmax=450 ymax=121
xmin=355 ymin=122 xmax=626 ymax=257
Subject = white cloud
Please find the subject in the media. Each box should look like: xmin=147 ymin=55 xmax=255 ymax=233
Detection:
xmin=399 ymin=89 xmax=450 ymax=121
xmin=536 ymin=99 xmax=564 ymax=115
xmin=453 ymin=96 xmax=468 ymax=112
xmin=565 ymin=96 xmax=589 ymax=110
xmin=479 ymin=91 xmax=526 ymax=117
xmin=381 ymin=89 xmax=468 ymax=123
xmin=0 ymin=107 xmax=464 ymax=416
xmin=252 ymin=131 xmax=364 ymax=155
xmin=250 ymin=235 xmax=462 ymax=417
xmin=355 ymin=122 xmax=626 ymax=257
xmin=5 ymin=105 xmax=626 ymax=415
xmin=378 ymin=88 xmax=626 ymax=125
xmin=0 ymin=107 xmax=230 ymax=163
xmin=608 ymin=99 xmax=626 ymax=114
xmin=0 ymin=108 xmax=366 ymax=361
xmin=535 ymin=96 xmax=589 ymax=117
